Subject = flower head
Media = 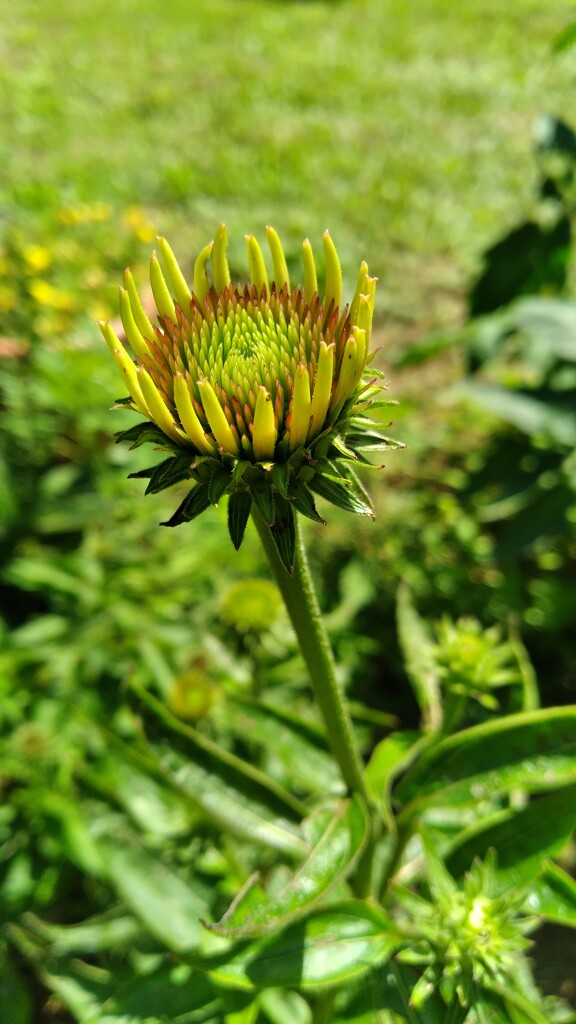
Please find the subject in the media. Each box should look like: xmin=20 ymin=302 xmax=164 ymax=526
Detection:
xmin=100 ymin=225 xmax=400 ymax=570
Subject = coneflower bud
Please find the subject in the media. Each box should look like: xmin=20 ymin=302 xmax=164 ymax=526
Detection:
xmin=100 ymin=225 xmax=401 ymax=570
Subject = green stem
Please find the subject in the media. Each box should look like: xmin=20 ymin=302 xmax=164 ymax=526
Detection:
xmin=251 ymin=507 xmax=369 ymax=802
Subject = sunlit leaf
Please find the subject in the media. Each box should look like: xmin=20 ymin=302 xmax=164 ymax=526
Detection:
xmin=210 ymin=797 xmax=369 ymax=939
xmin=205 ymin=902 xmax=404 ymax=991
xmin=395 ymin=707 xmax=576 ymax=814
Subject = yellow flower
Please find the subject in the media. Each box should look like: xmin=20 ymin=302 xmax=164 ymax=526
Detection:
xmin=22 ymin=245 xmax=52 ymax=274
xmin=122 ymin=206 xmax=156 ymax=243
xmin=101 ymin=225 xmax=400 ymax=570
xmin=29 ymin=280 xmax=76 ymax=312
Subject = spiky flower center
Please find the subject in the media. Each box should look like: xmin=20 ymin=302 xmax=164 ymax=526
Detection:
xmin=101 ymin=225 xmax=378 ymax=470
xmin=144 ymin=282 xmax=350 ymax=461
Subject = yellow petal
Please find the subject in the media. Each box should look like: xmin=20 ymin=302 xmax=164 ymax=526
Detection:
xmin=252 ymin=386 xmax=277 ymax=461
xmin=246 ymin=235 xmax=269 ymax=295
xmin=157 ymin=236 xmax=192 ymax=312
xmin=136 ymin=366 xmax=181 ymax=442
xmin=266 ymin=226 xmax=290 ymax=292
xmin=194 ymin=240 xmax=213 ymax=306
xmin=322 ymin=230 xmax=342 ymax=313
xmin=355 ymin=295 xmax=372 ymax=365
xmin=198 ymin=379 xmax=239 ymax=454
xmin=330 ymin=332 xmax=363 ymax=417
xmin=150 ymin=251 xmax=176 ymax=322
xmin=349 ymin=261 xmax=369 ymax=325
xmin=288 ymin=364 xmax=312 ymax=451
xmin=309 ymin=340 xmax=335 ymax=437
xmin=302 ymin=239 xmax=318 ymax=304
xmin=174 ymin=374 xmax=216 ymax=454
xmin=119 ymin=287 xmax=152 ymax=361
xmin=123 ymin=268 xmax=155 ymax=339
xmin=212 ymin=223 xmax=231 ymax=293
xmin=98 ymin=320 xmax=147 ymax=415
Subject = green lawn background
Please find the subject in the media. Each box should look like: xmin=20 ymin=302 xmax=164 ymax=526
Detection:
xmin=1 ymin=0 xmax=575 ymax=329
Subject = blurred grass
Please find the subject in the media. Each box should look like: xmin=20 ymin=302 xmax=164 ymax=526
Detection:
xmin=0 ymin=0 xmax=575 ymax=325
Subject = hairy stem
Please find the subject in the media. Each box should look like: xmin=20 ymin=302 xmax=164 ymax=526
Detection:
xmin=252 ymin=506 xmax=369 ymax=802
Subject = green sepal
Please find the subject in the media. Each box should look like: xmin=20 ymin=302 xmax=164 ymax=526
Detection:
xmin=208 ymin=465 xmax=233 ymax=504
xmin=310 ymin=473 xmax=374 ymax=517
xmin=346 ymin=431 xmax=405 ymax=452
xmin=115 ymin=420 xmax=180 ymax=452
xmin=270 ymin=495 xmax=296 ymax=573
xmin=251 ymin=486 xmax=275 ymax=526
xmin=289 ymin=483 xmax=327 ymax=524
xmin=140 ymin=454 xmax=194 ymax=495
xmin=347 ymin=466 xmax=375 ymax=516
xmin=112 ymin=396 xmax=136 ymax=409
xmin=228 ymin=491 xmax=253 ymax=550
xmin=232 ymin=460 xmax=251 ymax=485
xmin=161 ymin=481 xmax=211 ymax=526
xmin=271 ymin=461 xmax=290 ymax=498
xmin=330 ymin=435 xmax=359 ymax=460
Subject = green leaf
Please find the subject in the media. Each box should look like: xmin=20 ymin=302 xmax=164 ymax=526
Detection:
xmin=270 ymin=495 xmax=296 ymax=573
xmin=394 ymin=707 xmax=576 ymax=814
xmin=346 ymin=431 xmax=404 ymax=452
xmin=140 ymin=453 xmax=193 ymax=495
xmin=259 ymin=988 xmax=311 ymax=1024
xmin=95 ymin=755 xmax=194 ymax=837
xmin=481 ymin=979 xmax=555 ymax=1024
xmin=445 ymin=784 xmax=576 ymax=889
xmin=123 ymin=686 xmax=308 ymax=857
xmin=396 ymin=583 xmax=442 ymax=732
xmin=251 ymin=485 xmax=275 ymax=526
xmin=228 ymin=490 xmax=253 ymax=550
xmin=224 ymin=697 xmax=339 ymax=795
xmin=289 ymin=483 xmax=326 ymax=524
xmin=468 ymin=217 xmax=571 ymax=317
xmin=333 ymin=961 xmax=454 ymax=1023
xmin=0 ymin=956 xmax=34 ymax=1024
xmin=209 ymin=796 xmax=370 ymax=939
xmin=39 ymin=960 xmax=227 ymax=1024
xmin=365 ymin=730 xmax=424 ymax=826
xmin=209 ymin=465 xmax=233 ymax=504
xmin=310 ymin=473 xmax=373 ymax=517
xmin=115 ymin=420 xmax=177 ymax=450
xmin=161 ymin=480 xmax=211 ymax=526
xmin=526 ymin=860 xmax=576 ymax=928
xmin=454 ymin=381 xmax=576 ymax=447
xmin=552 ymin=19 xmax=576 ymax=52
xmin=271 ymin=461 xmax=290 ymax=497
xmin=22 ymin=910 xmax=142 ymax=956
xmin=205 ymin=902 xmax=403 ymax=991
xmin=96 ymin=838 xmax=209 ymax=952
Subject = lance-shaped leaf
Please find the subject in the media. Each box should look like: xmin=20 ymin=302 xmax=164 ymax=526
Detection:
xmin=95 ymin=838 xmax=209 ymax=953
xmin=445 ymin=783 xmax=576 ymax=890
xmin=115 ymin=420 xmax=179 ymax=451
xmin=204 ymin=901 xmax=404 ymax=991
xmin=208 ymin=797 xmax=370 ymax=939
xmin=394 ymin=706 xmax=576 ymax=816
xmin=228 ymin=490 xmax=253 ymax=550
xmin=310 ymin=473 xmax=374 ymax=517
xmin=123 ymin=685 xmax=308 ymax=857
xmin=270 ymin=494 xmax=296 ymax=573
xmin=135 ymin=453 xmax=193 ymax=495
xmin=526 ymin=860 xmax=576 ymax=928
xmin=396 ymin=583 xmax=442 ymax=733
xmin=222 ymin=697 xmax=340 ymax=796
xmin=161 ymin=480 xmax=211 ymax=526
